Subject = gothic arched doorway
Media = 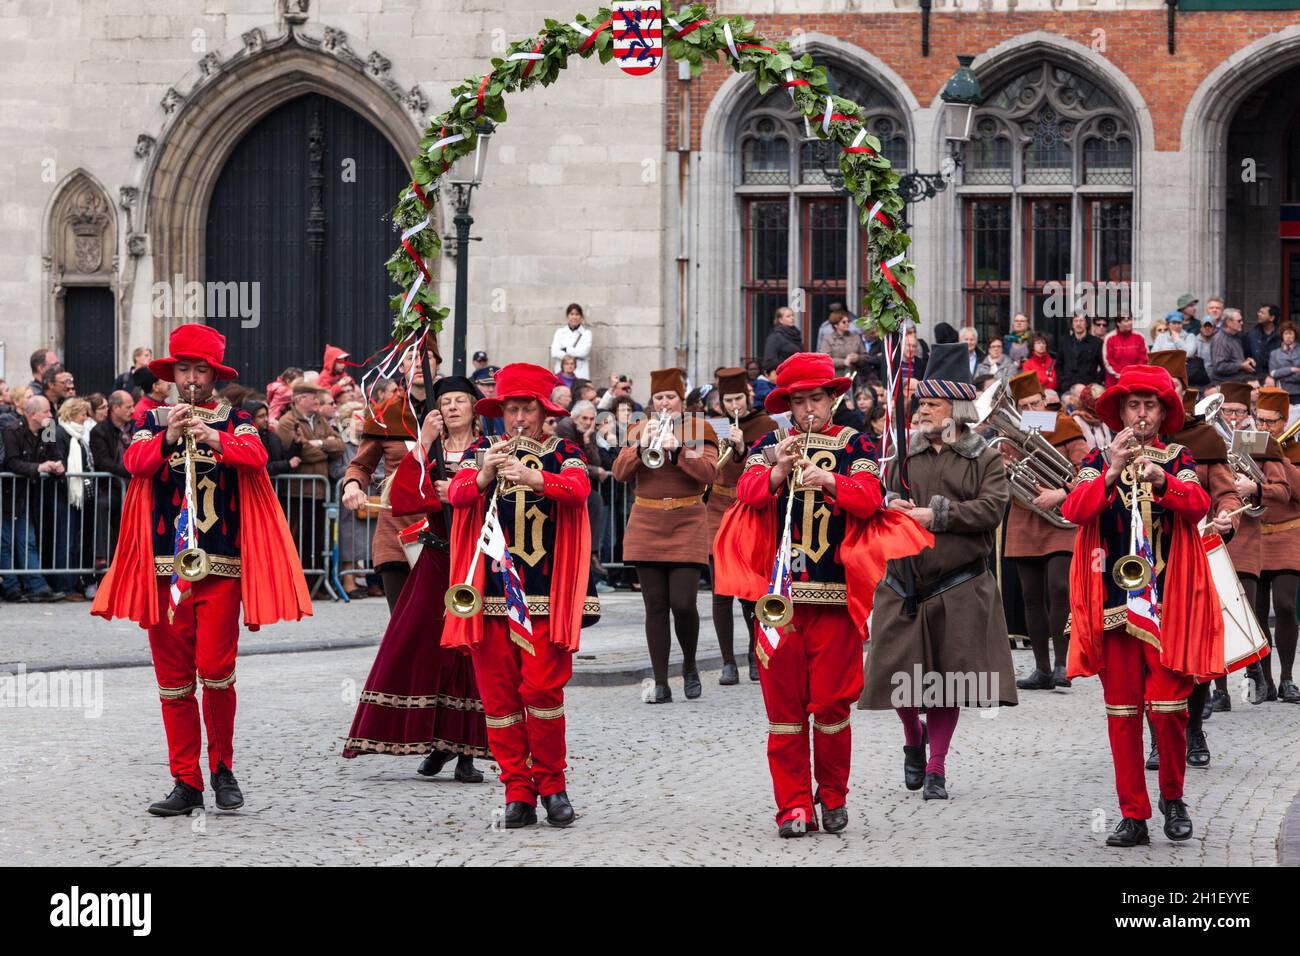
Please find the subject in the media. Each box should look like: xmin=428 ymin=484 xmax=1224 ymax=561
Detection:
xmin=204 ymin=93 xmax=408 ymax=388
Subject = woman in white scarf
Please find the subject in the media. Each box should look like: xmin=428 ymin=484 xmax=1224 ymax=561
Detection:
xmin=58 ymin=398 xmax=95 ymax=510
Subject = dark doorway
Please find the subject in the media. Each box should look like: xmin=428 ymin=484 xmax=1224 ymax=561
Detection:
xmin=205 ymin=93 xmax=408 ymax=390
xmin=62 ymin=286 xmax=116 ymax=397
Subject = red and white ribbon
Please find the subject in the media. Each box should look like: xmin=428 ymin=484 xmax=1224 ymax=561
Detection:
xmin=428 ymin=131 xmax=465 ymax=155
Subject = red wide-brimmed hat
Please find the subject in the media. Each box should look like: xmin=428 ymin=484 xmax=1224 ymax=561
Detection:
xmin=1096 ymin=364 xmax=1184 ymax=434
xmin=148 ymin=324 xmax=238 ymax=382
xmin=475 ymin=362 xmax=570 ymax=418
xmin=763 ymin=352 xmax=851 ymax=414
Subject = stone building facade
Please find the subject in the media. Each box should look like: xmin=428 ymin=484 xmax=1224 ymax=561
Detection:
xmin=2 ymin=0 xmax=1300 ymax=396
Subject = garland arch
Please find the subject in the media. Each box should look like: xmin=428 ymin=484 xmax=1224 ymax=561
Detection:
xmin=384 ymin=3 xmax=919 ymax=345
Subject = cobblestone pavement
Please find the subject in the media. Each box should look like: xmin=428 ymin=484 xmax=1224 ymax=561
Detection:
xmin=2 ymin=643 xmax=1297 ymax=866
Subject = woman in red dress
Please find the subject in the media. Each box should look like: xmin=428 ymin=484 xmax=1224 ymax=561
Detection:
xmin=341 ymin=376 xmax=490 ymax=780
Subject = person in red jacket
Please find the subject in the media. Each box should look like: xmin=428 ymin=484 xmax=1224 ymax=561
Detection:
xmin=319 ymin=344 xmax=354 ymax=396
xmin=1061 ymin=364 xmax=1222 ymax=848
xmin=92 ymin=324 xmax=311 ymax=816
xmin=442 ymin=363 xmax=597 ymax=829
xmin=1102 ymin=313 xmax=1149 ymax=386
xmin=1020 ymin=333 xmax=1058 ymax=392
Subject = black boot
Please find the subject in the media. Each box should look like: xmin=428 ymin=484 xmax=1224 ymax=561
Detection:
xmin=540 ymin=791 xmax=575 ymax=827
xmin=903 ymin=723 xmax=928 ymax=791
xmin=417 ymin=750 xmax=455 ymax=777
xmin=1210 ymin=688 xmax=1232 ymax=712
xmin=148 ymin=779 xmax=205 ymax=817
xmin=1015 ymin=668 xmax=1055 ymax=690
xmin=1201 ymin=691 xmax=1215 ymax=721
xmin=820 ymin=803 xmax=848 ymax=833
xmin=211 ymin=762 xmax=244 ymax=811
xmin=1245 ymin=663 xmax=1268 ymax=705
xmin=503 ymin=801 xmax=537 ymax=828
xmin=1186 ymin=729 xmax=1211 ymax=768
xmin=1278 ymin=679 xmax=1300 ymax=703
xmin=777 ymin=816 xmax=812 ymax=838
xmin=1105 ymin=817 xmax=1150 ymax=847
xmin=921 ymin=772 xmax=948 ymax=801
xmin=1145 ymin=742 xmax=1159 ymax=771
xmin=1158 ymin=796 xmax=1194 ymax=841
xmin=647 ymin=684 xmax=672 ymax=704
xmin=454 ymin=755 xmax=484 ymax=783
xmin=719 ymin=662 xmax=740 ymax=686
xmin=748 ymin=652 xmax=760 ymax=682
xmin=682 ymin=669 xmax=702 ymax=700
xmin=1052 ymin=664 xmax=1072 ymax=688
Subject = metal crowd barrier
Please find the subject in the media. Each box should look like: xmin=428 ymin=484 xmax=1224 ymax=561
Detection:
xmin=327 ymin=474 xmax=383 ymax=603
xmin=269 ymin=474 xmax=334 ymax=599
xmin=0 ymin=471 xmax=129 ymax=594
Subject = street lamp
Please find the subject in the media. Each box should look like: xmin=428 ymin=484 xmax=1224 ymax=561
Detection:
xmin=447 ymin=119 xmax=495 ymax=376
xmin=815 ymin=56 xmax=981 ymax=230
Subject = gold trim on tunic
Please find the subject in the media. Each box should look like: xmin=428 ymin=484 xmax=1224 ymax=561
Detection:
xmin=526 ymin=704 xmax=564 ymax=720
xmin=768 ymin=721 xmax=804 ymax=735
xmin=813 ymin=716 xmax=851 ymax=734
xmin=485 ymin=711 xmax=524 ymax=729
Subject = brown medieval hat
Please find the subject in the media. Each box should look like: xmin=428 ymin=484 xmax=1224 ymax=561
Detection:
xmin=716 ymin=367 xmax=749 ymax=398
xmin=1256 ymin=386 xmax=1291 ymax=419
xmin=1148 ymin=349 xmax=1188 ymax=387
xmin=1008 ymin=370 xmax=1044 ymax=404
xmin=1218 ymin=382 xmax=1253 ymax=407
xmin=1182 ymin=387 xmax=1199 ymax=417
xmin=650 ymin=367 xmax=686 ymax=398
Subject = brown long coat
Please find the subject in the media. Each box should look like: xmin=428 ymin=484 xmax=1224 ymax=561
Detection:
xmin=860 ymin=428 xmax=1018 ymax=709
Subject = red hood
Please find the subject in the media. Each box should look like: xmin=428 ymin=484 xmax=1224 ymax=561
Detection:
xmin=322 ymin=344 xmax=350 ymax=374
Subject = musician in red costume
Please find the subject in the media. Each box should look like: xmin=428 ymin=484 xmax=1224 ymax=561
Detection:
xmin=714 ymin=353 xmax=930 ymax=838
xmin=92 ymin=324 xmax=311 ymax=816
xmin=1062 ymin=364 xmax=1223 ymax=847
xmin=443 ymin=363 xmax=597 ymax=829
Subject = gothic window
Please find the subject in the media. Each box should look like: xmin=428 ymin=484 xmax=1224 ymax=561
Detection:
xmin=959 ymin=63 xmax=1135 ymax=347
xmin=735 ymin=62 xmax=910 ymax=358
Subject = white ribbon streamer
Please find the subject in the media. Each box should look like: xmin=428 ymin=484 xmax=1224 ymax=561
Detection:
xmin=886 ymin=252 xmax=906 ymax=268
xmin=507 ymin=51 xmax=544 ymax=62
xmin=852 ymin=128 xmax=868 ymax=149
xmin=569 ymin=20 xmax=593 ymax=37
xmin=401 ymin=272 xmax=424 ymax=316
xmin=866 ymin=200 xmax=883 ymax=224
xmin=723 ymin=22 xmax=740 ymax=61
xmin=822 ymin=95 xmax=833 ymax=135
xmin=428 ymin=132 xmax=465 ymax=154
xmin=667 ymin=17 xmax=682 ymax=32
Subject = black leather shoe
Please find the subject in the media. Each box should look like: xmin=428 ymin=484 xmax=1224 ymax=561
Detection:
xmin=922 ymin=772 xmax=948 ymax=801
xmin=647 ymin=684 xmax=672 ymax=704
xmin=416 ymin=750 xmax=455 ymax=776
xmin=820 ymin=804 xmax=848 ymax=833
xmin=1186 ymin=729 xmax=1211 ymax=768
xmin=748 ymin=652 xmax=760 ymax=682
xmin=1016 ymin=668 xmax=1056 ymax=690
xmin=454 ymin=756 xmax=483 ymax=783
xmin=211 ymin=763 xmax=243 ymax=810
xmin=1105 ymin=817 xmax=1150 ymax=847
xmin=777 ymin=816 xmax=814 ymax=838
xmin=503 ymin=801 xmax=537 ymax=828
xmin=1159 ymin=796 xmax=1194 ymax=841
xmin=719 ymin=662 xmax=740 ymax=686
xmin=1265 ymin=677 xmax=1278 ymax=702
xmin=1245 ymin=664 xmax=1268 ymax=705
xmin=540 ymin=791 xmax=575 ymax=828
xmin=683 ymin=670 xmax=702 ymax=699
xmin=1201 ymin=691 xmax=1215 ymax=721
xmin=1052 ymin=665 xmax=1072 ymax=688
xmin=1145 ymin=744 xmax=1159 ymax=771
xmin=903 ymin=723 xmax=928 ymax=791
xmin=148 ymin=779 xmax=204 ymax=817
xmin=1210 ymin=689 xmax=1231 ymax=712
xmin=1279 ymin=680 xmax=1300 ymax=704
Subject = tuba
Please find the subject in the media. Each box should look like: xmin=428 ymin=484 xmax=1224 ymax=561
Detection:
xmin=975 ymin=378 xmax=1077 ymax=529
xmin=174 ymin=384 xmax=211 ymax=583
xmin=444 ymin=426 xmax=522 ymax=618
xmin=754 ymin=414 xmax=816 ymax=630
xmin=1196 ymin=393 xmax=1267 ymax=516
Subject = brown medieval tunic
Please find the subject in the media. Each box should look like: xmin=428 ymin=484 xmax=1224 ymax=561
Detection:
xmin=612 ymin=416 xmax=719 ymax=566
xmin=1260 ymin=449 xmax=1300 ymax=572
xmin=706 ymin=410 xmax=777 ymax=547
xmin=342 ymin=389 xmax=427 ymax=571
xmin=860 ymin=428 xmax=1019 ymax=709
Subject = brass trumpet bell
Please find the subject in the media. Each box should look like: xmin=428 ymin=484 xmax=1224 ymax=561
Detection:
xmin=444 ymin=582 xmax=483 ymax=618
xmin=1112 ymin=553 xmax=1152 ymax=592
xmin=755 ymin=592 xmax=794 ymax=629
xmin=641 ymin=446 xmax=666 ymax=470
xmin=176 ymin=546 xmax=211 ymax=583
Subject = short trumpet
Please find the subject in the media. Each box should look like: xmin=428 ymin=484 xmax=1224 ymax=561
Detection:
xmin=641 ymin=409 xmax=672 ymax=470
xmin=444 ymin=427 xmax=522 ymax=618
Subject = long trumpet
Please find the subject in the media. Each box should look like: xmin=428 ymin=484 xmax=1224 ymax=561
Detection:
xmin=1112 ymin=431 xmax=1154 ymax=591
xmin=444 ymin=426 xmax=522 ymax=618
xmin=641 ymin=409 xmax=672 ymax=469
xmin=174 ymin=384 xmax=211 ymax=583
xmin=715 ymin=413 xmax=742 ymax=471
xmin=754 ymin=413 xmax=816 ymax=629
xmin=976 ymin=378 xmax=1076 ymax=529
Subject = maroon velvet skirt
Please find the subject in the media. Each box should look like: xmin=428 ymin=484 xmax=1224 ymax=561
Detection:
xmin=342 ymin=543 xmax=490 ymax=759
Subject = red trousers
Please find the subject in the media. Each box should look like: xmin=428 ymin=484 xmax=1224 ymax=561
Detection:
xmin=470 ymin=618 xmax=573 ymax=804
xmin=756 ymin=604 xmax=864 ymax=826
xmin=146 ymin=577 xmax=241 ymax=790
xmin=1099 ymin=627 xmax=1195 ymax=819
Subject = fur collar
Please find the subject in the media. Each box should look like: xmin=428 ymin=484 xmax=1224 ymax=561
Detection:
xmin=907 ymin=427 xmax=989 ymax=460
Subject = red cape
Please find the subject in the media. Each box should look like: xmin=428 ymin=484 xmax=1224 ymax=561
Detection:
xmin=91 ymin=469 xmax=312 ymax=628
xmin=441 ymin=486 xmax=589 ymax=654
xmin=1066 ymin=495 xmax=1223 ymax=682
xmin=713 ymin=494 xmax=932 ymax=633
